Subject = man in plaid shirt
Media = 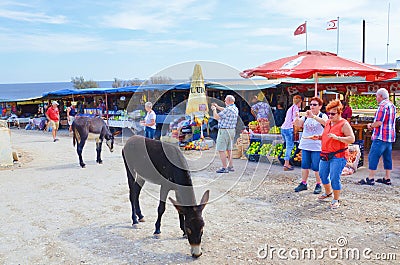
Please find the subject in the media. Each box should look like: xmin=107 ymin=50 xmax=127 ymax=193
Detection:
xmin=359 ymin=88 xmax=396 ymax=186
xmin=211 ymin=95 xmax=239 ymax=173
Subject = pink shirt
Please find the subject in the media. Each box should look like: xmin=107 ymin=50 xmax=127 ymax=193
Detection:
xmin=281 ymin=104 xmax=299 ymax=129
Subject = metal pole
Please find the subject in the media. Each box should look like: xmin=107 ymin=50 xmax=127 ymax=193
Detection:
xmin=314 ymin=73 xmax=318 ymax=98
xmin=362 ymin=20 xmax=365 ymax=63
xmin=305 ymin=21 xmax=308 ymax=51
xmin=105 ymin=93 xmax=109 ymax=125
xmin=336 ymin=17 xmax=340 ymax=55
xmin=386 ymin=3 xmax=390 ymax=64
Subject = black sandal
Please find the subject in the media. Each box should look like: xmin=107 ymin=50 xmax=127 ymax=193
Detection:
xmin=358 ymin=178 xmax=375 ymax=186
xmin=376 ymin=178 xmax=391 ymax=185
xmin=318 ymin=192 xmax=332 ymax=200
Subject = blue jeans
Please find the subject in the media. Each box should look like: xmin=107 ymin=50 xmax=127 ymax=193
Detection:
xmin=145 ymin=127 xmax=156 ymax=139
xmin=301 ymin=150 xmax=321 ymax=171
xmin=368 ymin=139 xmax=393 ymax=170
xmin=281 ymin=128 xmax=294 ymax=160
xmin=319 ymin=157 xmax=347 ymax=190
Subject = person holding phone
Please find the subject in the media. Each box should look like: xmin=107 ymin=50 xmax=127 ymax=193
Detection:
xmin=293 ymin=97 xmax=327 ymax=194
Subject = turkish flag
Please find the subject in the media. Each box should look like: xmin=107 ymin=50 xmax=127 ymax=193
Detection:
xmin=294 ymin=23 xmax=306 ymax=36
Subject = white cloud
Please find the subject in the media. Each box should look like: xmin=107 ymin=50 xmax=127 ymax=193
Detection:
xmin=247 ymin=27 xmax=291 ymax=37
xmin=221 ymin=23 xmax=248 ymax=29
xmin=0 ymin=32 xmax=104 ymax=53
xmin=155 ymin=39 xmax=216 ymax=49
xmin=102 ymin=0 xmax=216 ymax=32
xmin=0 ymin=9 xmax=67 ymax=24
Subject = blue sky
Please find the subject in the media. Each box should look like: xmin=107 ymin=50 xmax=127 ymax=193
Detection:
xmin=0 ymin=0 xmax=399 ymax=83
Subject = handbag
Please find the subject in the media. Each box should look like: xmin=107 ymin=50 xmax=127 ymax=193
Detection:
xmin=293 ymin=125 xmax=300 ymax=141
xmin=320 ymin=148 xmax=348 ymax=161
xmin=291 ymin=106 xmax=300 ymax=141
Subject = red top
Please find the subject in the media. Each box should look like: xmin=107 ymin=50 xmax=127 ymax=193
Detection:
xmin=341 ymin=106 xmax=352 ymax=120
xmin=46 ymin=106 xmax=59 ymax=121
xmin=321 ymin=119 xmax=349 ymax=159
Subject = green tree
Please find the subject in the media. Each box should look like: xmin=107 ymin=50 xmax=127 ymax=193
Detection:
xmin=112 ymin=78 xmax=122 ymax=88
xmin=113 ymin=78 xmax=143 ymax=87
xmin=149 ymin=76 xmax=173 ymax=84
xmin=71 ymin=76 xmax=99 ymax=89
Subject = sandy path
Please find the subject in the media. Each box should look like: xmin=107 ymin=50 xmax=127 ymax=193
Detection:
xmin=0 ymin=129 xmax=399 ymax=264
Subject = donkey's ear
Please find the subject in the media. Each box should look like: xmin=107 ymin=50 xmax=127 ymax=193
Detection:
xmin=197 ymin=190 xmax=210 ymax=212
xmin=169 ymin=197 xmax=185 ymax=214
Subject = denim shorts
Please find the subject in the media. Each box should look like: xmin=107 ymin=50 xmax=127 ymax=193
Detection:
xmin=301 ymin=149 xmax=321 ymax=171
xmin=319 ymin=157 xmax=347 ymax=190
xmin=145 ymin=127 xmax=156 ymax=139
xmin=368 ymin=139 xmax=393 ymax=170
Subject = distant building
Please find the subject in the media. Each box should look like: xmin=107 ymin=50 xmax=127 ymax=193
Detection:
xmin=376 ymin=59 xmax=400 ymax=75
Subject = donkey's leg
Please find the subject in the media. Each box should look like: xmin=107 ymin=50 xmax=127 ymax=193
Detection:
xmin=134 ymin=177 xmax=145 ymax=221
xmin=125 ymin=160 xmax=139 ymax=225
xmin=77 ymin=138 xmax=87 ymax=168
xmin=96 ymin=137 xmax=103 ymax=164
xmin=176 ymin=192 xmax=186 ymax=237
xmin=123 ymin=151 xmax=140 ymax=225
xmin=179 ymin=213 xmax=186 ymax=237
xmin=154 ymin=186 xmax=169 ymax=235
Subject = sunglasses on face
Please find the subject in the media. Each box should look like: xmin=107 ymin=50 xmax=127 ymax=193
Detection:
xmin=310 ymin=103 xmax=319 ymax=106
xmin=326 ymin=112 xmax=338 ymax=116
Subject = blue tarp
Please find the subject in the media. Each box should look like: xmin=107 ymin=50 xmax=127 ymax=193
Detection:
xmin=41 ymin=83 xmax=280 ymax=98
xmin=41 ymin=83 xmax=192 ymax=97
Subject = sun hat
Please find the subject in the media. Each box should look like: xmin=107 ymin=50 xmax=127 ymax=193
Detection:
xmin=52 ymin=101 xmax=59 ymax=105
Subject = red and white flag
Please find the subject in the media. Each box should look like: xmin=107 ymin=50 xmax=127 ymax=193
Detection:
xmin=327 ymin=19 xmax=338 ymax=30
xmin=294 ymin=22 xmax=306 ymax=36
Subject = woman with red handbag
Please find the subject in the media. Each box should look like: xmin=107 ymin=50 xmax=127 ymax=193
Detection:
xmin=309 ymin=100 xmax=355 ymax=209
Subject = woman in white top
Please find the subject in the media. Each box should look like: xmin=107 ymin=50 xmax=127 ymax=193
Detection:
xmin=293 ymin=97 xmax=328 ymax=194
xmin=141 ymin=102 xmax=157 ymax=139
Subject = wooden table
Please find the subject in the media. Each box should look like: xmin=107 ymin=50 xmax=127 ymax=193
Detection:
xmin=351 ymin=123 xmax=368 ymax=141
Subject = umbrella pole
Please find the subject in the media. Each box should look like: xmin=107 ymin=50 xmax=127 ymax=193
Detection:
xmin=314 ymin=73 xmax=319 ymax=98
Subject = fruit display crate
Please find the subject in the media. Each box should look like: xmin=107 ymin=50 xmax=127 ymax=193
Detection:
xmin=277 ymin=142 xmax=301 ymax=166
xmin=245 ymin=139 xmax=283 ymax=163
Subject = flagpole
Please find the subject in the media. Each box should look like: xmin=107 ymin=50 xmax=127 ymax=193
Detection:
xmin=305 ymin=21 xmax=308 ymax=51
xmin=336 ymin=17 xmax=340 ymax=55
xmin=386 ymin=3 xmax=390 ymax=63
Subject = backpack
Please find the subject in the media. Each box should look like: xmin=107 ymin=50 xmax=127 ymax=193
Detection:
xmin=304 ymin=112 xmax=325 ymax=127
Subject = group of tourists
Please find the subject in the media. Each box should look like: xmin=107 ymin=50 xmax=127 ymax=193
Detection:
xmin=279 ymin=88 xmax=396 ymax=209
xmin=209 ymin=87 xmax=396 ymax=210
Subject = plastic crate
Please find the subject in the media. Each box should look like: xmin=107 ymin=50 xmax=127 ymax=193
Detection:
xmin=247 ymin=154 xmax=260 ymax=162
xmin=278 ymin=142 xmax=299 ymax=166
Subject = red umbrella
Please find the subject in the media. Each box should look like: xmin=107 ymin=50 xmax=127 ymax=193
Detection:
xmin=240 ymin=50 xmax=397 ymax=96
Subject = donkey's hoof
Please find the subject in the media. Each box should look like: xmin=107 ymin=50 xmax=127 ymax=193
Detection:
xmin=153 ymin=231 xmax=161 ymax=239
xmin=80 ymin=163 xmax=86 ymax=168
xmin=97 ymin=160 xmax=103 ymax=164
xmin=138 ymin=217 xmax=145 ymax=222
xmin=132 ymin=223 xmax=139 ymax=229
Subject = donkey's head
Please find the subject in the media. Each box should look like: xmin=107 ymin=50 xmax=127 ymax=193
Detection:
xmin=169 ymin=190 xmax=209 ymax=258
xmin=105 ymin=131 xmax=120 ymax=153
xmin=105 ymin=134 xmax=114 ymax=152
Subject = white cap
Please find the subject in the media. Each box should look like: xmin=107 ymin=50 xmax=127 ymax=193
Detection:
xmin=52 ymin=101 xmax=59 ymax=105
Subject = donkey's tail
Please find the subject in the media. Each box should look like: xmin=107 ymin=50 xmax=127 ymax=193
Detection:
xmin=72 ymin=123 xmax=80 ymax=147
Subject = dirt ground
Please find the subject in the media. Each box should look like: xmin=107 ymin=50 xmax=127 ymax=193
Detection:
xmin=1 ymin=129 xmax=399 ymax=265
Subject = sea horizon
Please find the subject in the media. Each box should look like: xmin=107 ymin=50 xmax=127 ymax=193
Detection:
xmin=0 ymin=78 xmax=271 ymax=101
